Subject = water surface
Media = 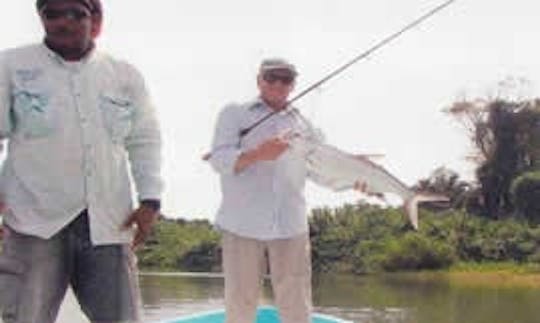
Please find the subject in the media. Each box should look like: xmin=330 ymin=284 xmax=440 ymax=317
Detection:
xmin=140 ymin=272 xmax=540 ymax=323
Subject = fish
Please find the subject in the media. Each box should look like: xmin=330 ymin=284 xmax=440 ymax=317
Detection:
xmin=289 ymin=136 xmax=448 ymax=229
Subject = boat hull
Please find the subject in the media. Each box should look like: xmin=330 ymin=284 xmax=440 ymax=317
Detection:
xmin=159 ymin=306 xmax=351 ymax=323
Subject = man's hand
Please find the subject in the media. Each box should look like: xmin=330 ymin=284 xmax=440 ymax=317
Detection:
xmin=354 ymin=180 xmax=369 ymax=193
xmin=122 ymin=205 xmax=159 ymax=249
xmin=255 ymin=137 xmax=290 ymax=161
xmin=234 ymin=137 xmax=290 ymax=173
xmin=353 ymin=180 xmax=385 ymax=200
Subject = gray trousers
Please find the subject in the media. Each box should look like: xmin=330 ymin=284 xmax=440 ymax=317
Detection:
xmin=0 ymin=211 xmax=141 ymax=323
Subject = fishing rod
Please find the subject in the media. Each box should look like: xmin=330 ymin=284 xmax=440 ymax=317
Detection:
xmin=205 ymin=0 xmax=457 ymax=160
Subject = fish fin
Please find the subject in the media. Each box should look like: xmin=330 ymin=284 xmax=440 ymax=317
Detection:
xmin=404 ymin=193 xmax=449 ymax=229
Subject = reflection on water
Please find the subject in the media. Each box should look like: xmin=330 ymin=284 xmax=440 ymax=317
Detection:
xmin=140 ymin=273 xmax=540 ymax=323
xmin=141 ymin=273 xmax=226 ymax=321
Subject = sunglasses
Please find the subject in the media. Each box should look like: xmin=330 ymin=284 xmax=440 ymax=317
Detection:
xmin=42 ymin=8 xmax=91 ymax=21
xmin=262 ymin=73 xmax=295 ymax=85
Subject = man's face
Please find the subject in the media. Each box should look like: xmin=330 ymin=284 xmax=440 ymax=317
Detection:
xmin=257 ymin=69 xmax=296 ymax=110
xmin=39 ymin=1 xmax=93 ymax=53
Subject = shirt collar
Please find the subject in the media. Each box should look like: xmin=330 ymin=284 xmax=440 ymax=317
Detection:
xmin=39 ymin=42 xmax=97 ymax=68
xmin=247 ymin=97 xmax=297 ymax=114
xmin=247 ymin=97 xmax=266 ymax=111
xmin=242 ymin=97 xmax=304 ymax=134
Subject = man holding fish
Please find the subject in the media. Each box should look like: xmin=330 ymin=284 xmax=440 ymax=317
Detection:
xmin=208 ymin=57 xmax=445 ymax=323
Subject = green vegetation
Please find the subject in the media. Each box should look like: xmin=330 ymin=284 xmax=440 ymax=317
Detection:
xmin=511 ymin=171 xmax=540 ymax=223
xmin=137 ymin=206 xmax=540 ymax=274
xmin=137 ymin=218 xmax=221 ymax=272
xmin=444 ymin=97 xmax=540 ymax=219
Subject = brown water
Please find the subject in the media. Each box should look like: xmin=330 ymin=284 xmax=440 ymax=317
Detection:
xmin=140 ymin=272 xmax=540 ymax=323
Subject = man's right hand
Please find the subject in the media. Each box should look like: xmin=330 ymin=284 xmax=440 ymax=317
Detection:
xmin=254 ymin=137 xmax=290 ymax=161
xmin=234 ymin=137 xmax=290 ymax=173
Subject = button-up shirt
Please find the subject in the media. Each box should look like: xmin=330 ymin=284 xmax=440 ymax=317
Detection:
xmin=209 ymin=99 xmax=322 ymax=240
xmin=0 ymin=44 xmax=163 ymax=245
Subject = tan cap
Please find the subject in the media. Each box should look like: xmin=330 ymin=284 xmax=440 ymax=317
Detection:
xmin=259 ymin=58 xmax=297 ymax=76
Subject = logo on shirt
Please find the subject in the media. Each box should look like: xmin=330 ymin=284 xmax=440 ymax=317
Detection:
xmin=15 ymin=69 xmax=44 ymax=83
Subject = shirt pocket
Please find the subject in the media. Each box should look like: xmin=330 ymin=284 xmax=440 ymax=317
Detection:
xmin=12 ymin=90 xmax=54 ymax=139
xmin=99 ymin=93 xmax=135 ymax=144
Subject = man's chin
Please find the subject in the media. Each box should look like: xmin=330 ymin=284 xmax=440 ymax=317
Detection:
xmin=46 ymin=39 xmax=90 ymax=54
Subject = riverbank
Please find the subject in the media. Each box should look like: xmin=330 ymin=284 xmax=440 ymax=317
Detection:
xmin=139 ymin=262 xmax=540 ymax=289
xmin=347 ymin=263 xmax=540 ymax=289
xmin=445 ymin=262 xmax=540 ymax=288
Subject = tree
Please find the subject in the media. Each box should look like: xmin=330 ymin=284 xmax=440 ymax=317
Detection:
xmin=511 ymin=171 xmax=540 ymax=224
xmin=446 ymin=92 xmax=540 ymax=218
xmin=414 ymin=166 xmax=472 ymax=209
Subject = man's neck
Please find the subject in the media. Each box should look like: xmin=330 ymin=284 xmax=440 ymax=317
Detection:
xmin=44 ymin=40 xmax=94 ymax=62
xmin=261 ymin=97 xmax=288 ymax=112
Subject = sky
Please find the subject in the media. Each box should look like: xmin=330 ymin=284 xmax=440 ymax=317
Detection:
xmin=1 ymin=0 xmax=540 ymax=220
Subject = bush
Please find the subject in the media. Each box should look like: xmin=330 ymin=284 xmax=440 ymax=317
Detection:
xmin=511 ymin=171 xmax=540 ymax=223
xmin=352 ymin=240 xmax=388 ymax=274
xmin=140 ymin=206 xmax=540 ymax=274
xmin=137 ymin=219 xmax=221 ymax=271
xmin=381 ymin=233 xmax=456 ymax=271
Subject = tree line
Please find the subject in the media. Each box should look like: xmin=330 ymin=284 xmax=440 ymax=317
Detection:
xmin=137 ymin=206 xmax=540 ymax=273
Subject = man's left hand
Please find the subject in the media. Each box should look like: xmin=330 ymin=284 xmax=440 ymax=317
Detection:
xmin=353 ymin=180 xmax=385 ymax=200
xmin=122 ymin=205 xmax=159 ymax=249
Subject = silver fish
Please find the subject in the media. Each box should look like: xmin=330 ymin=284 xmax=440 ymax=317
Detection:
xmin=289 ymin=136 xmax=448 ymax=229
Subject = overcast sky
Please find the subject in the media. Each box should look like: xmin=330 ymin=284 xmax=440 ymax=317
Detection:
xmin=2 ymin=0 xmax=540 ymax=220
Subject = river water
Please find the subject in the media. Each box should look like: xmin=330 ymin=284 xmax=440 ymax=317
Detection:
xmin=139 ymin=272 xmax=540 ymax=323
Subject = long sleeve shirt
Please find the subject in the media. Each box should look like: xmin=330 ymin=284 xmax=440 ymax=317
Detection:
xmin=0 ymin=44 xmax=163 ymax=245
xmin=209 ymin=98 xmax=321 ymax=240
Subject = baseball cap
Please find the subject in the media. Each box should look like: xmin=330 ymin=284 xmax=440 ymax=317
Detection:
xmin=259 ymin=58 xmax=298 ymax=76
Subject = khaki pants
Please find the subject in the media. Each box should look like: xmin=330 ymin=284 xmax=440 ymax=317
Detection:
xmin=222 ymin=231 xmax=312 ymax=323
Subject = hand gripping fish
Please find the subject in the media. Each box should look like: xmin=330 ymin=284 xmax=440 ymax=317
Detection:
xmin=287 ymin=134 xmax=448 ymax=229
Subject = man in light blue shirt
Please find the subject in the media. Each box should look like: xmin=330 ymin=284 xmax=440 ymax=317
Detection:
xmin=209 ymin=58 xmax=320 ymax=323
xmin=0 ymin=1 xmax=162 ymax=322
